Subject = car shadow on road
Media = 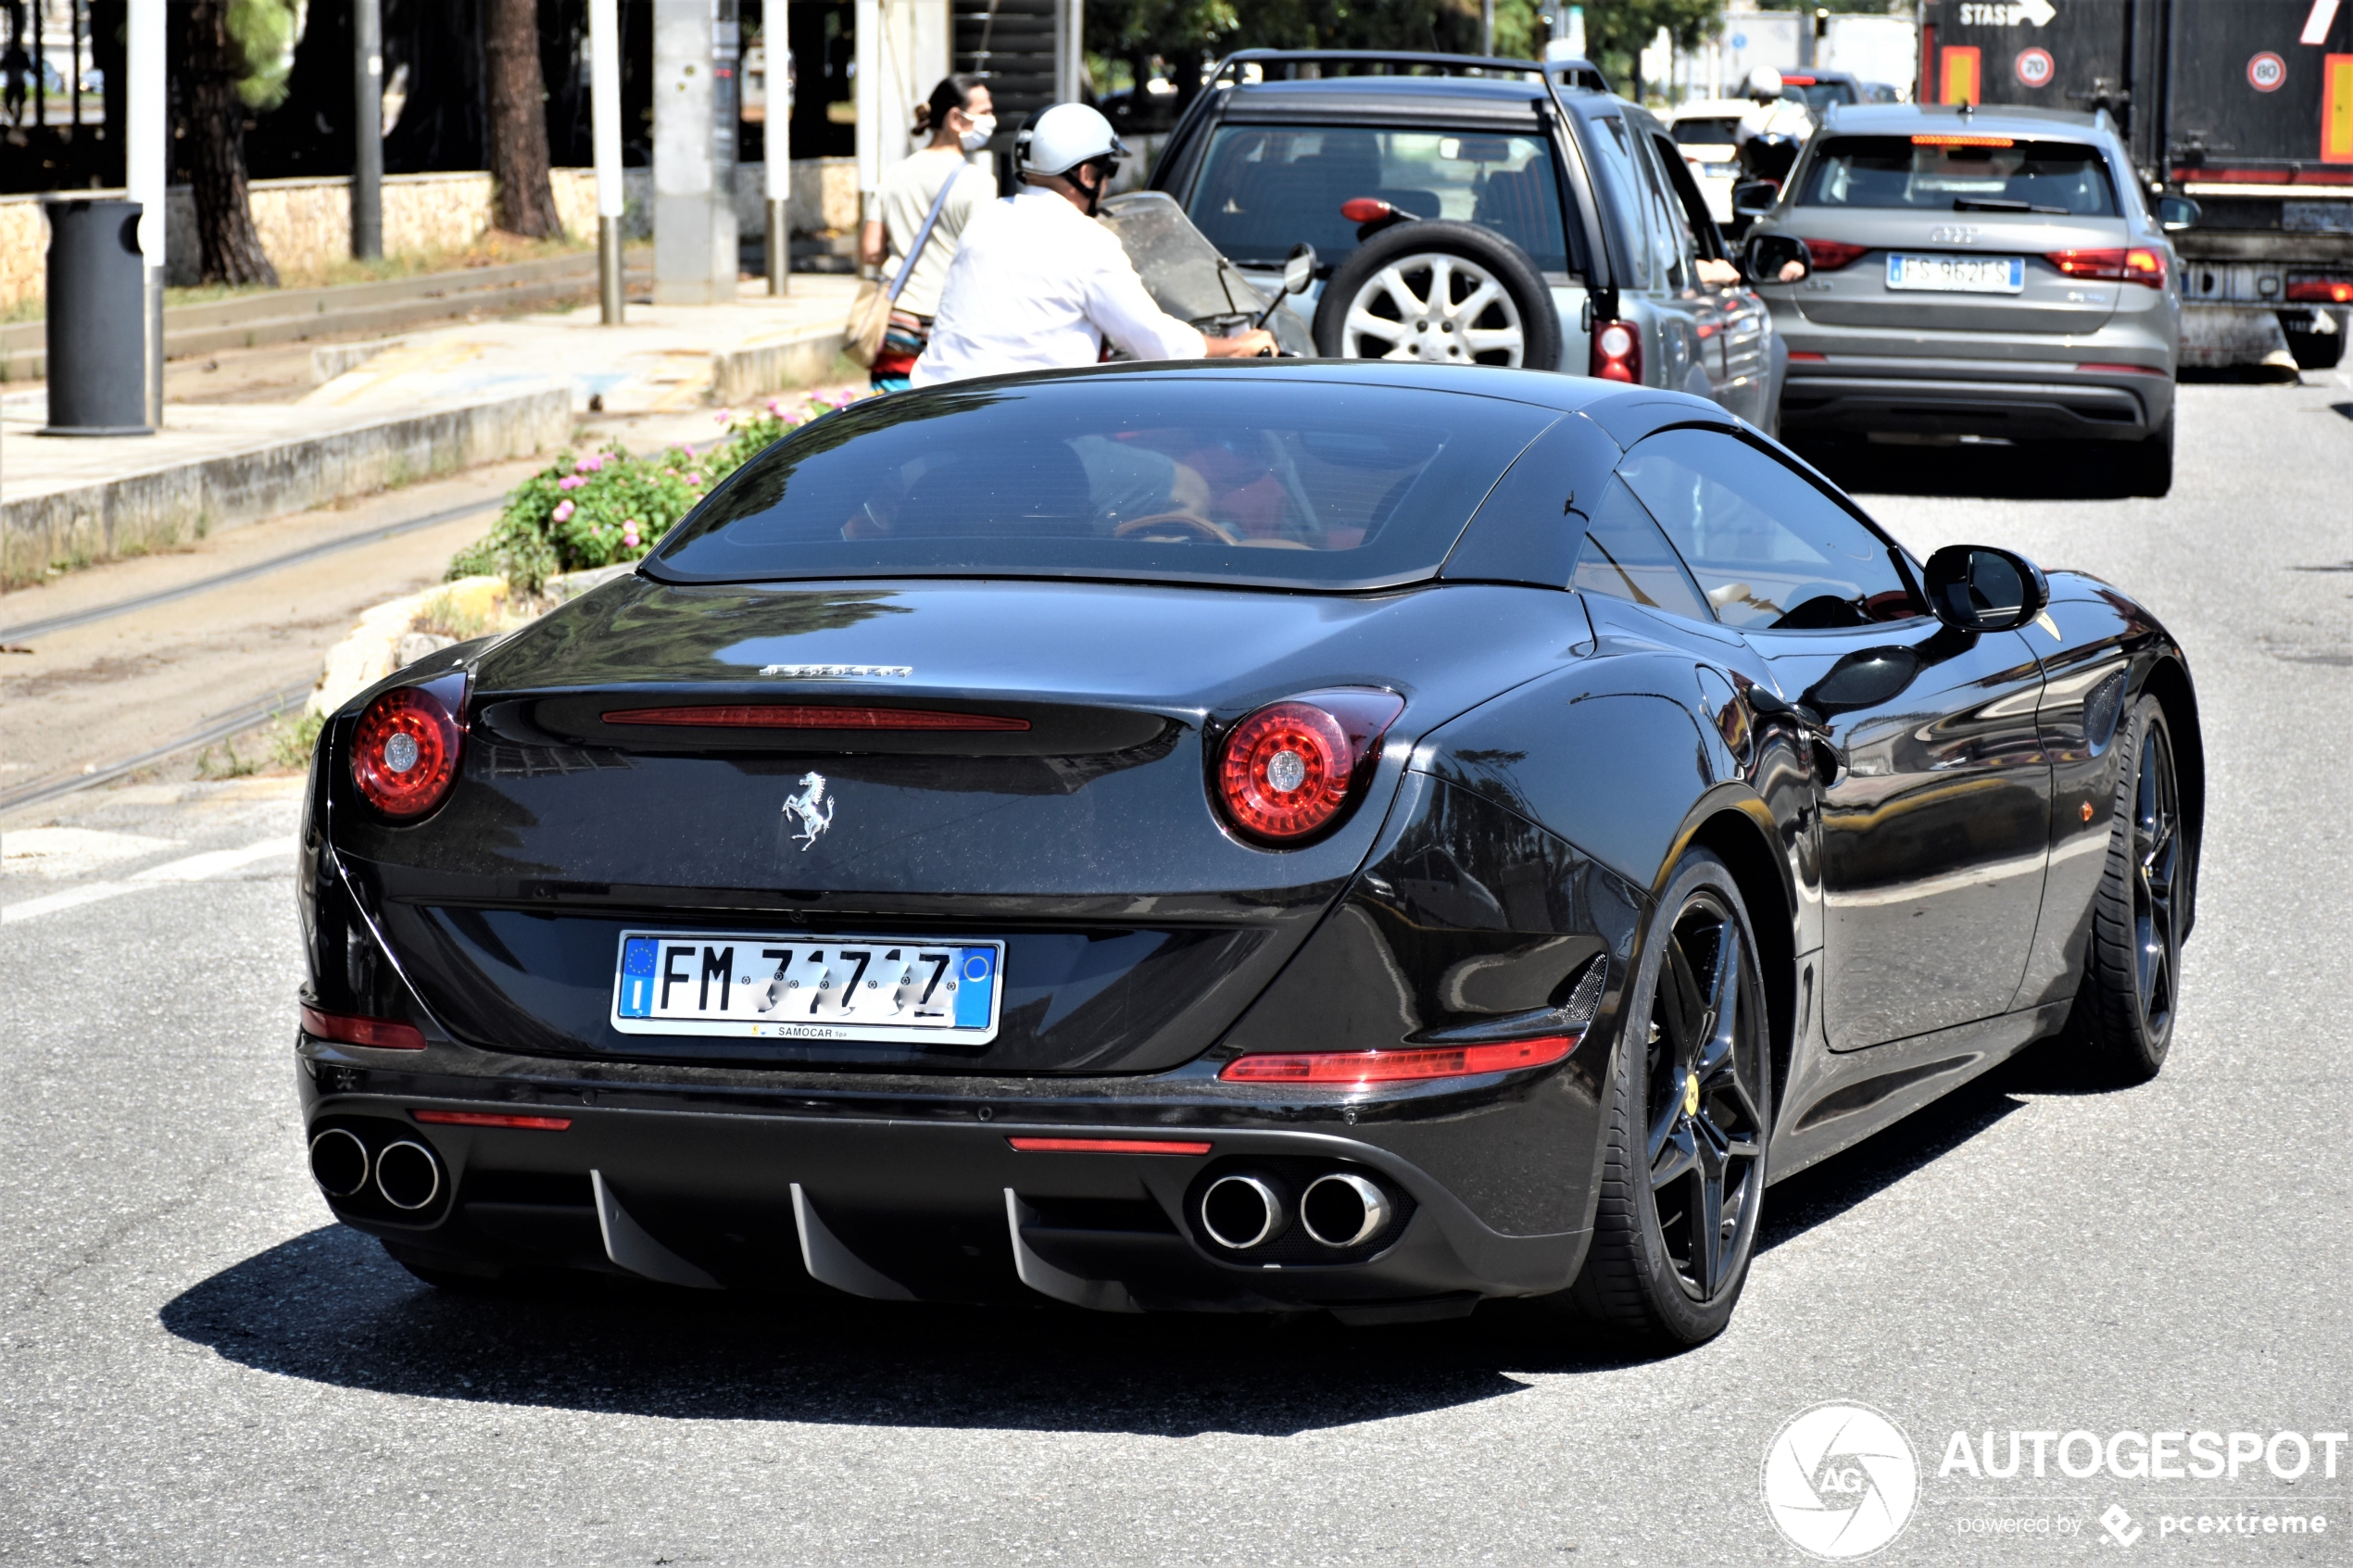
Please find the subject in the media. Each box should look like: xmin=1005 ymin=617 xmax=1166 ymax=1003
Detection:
xmin=160 ymin=1222 xmax=1682 ymax=1436
xmin=1788 ymin=436 xmax=2141 ymax=501
xmin=162 ymin=1035 xmax=2116 ymax=1433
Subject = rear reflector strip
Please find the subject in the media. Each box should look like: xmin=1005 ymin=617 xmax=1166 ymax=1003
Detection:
xmin=1788 ymin=350 xmax=1828 ymax=362
xmin=1220 ymin=1034 xmax=1579 ymax=1084
xmin=301 ymin=1005 xmax=427 ymax=1050
xmin=412 ymin=1110 xmax=573 ymax=1131
xmin=1911 ymin=133 xmax=2014 ymax=147
xmin=1006 ymin=1136 xmax=1214 ymax=1155
xmin=604 ymin=706 xmax=1030 ymax=731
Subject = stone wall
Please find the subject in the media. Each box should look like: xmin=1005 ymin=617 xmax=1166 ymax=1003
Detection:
xmin=0 ymin=161 xmax=856 ymax=315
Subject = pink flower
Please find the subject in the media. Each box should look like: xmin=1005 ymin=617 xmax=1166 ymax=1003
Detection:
xmin=623 ymin=527 xmax=641 ymax=547
xmin=558 ymin=474 xmax=585 ymax=490
xmin=686 ymin=472 xmax=705 ymax=487
xmin=551 ymin=500 xmax=574 ymax=522
xmin=714 ymin=409 xmax=734 ymax=424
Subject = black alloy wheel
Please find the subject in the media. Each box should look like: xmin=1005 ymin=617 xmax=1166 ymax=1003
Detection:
xmin=1572 ymin=849 xmax=1771 ymax=1345
xmin=2068 ymin=693 xmax=2185 ymax=1082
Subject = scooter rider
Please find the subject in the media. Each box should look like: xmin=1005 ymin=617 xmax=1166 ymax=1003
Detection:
xmin=911 ymin=104 xmax=1276 ymax=387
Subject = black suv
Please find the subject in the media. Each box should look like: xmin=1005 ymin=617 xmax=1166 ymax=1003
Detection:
xmin=1148 ymin=50 xmax=1781 ymax=427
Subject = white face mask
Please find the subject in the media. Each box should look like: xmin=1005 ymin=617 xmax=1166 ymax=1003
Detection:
xmin=960 ymin=113 xmax=997 ymax=153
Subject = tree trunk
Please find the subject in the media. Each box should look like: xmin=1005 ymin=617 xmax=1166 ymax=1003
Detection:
xmin=181 ymin=0 xmax=280 ymax=286
xmin=483 ymin=0 xmax=561 ymax=237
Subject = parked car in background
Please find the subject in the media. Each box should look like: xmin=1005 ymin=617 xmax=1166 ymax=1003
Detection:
xmin=1773 ymin=69 xmax=1864 ymax=110
xmin=1148 ymin=50 xmax=1780 ymax=428
xmin=1667 ymin=98 xmax=1754 ymax=225
xmin=1740 ymin=102 xmax=2182 ymax=495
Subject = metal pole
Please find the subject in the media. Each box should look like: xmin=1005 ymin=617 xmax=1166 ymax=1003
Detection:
xmin=765 ymin=0 xmax=788 ymax=295
xmin=126 ymin=0 xmax=164 ymax=427
xmin=590 ymin=0 xmax=625 ymax=321
xmin=353 ymin=0 xmax=384 ymax=259
xmin=1482 ymin=0 xmax=1494 ymax=59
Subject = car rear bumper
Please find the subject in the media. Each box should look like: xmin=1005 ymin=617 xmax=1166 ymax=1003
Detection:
xmin=1776 ymin=356 xmax=2174 ymax=439
xmin=298 ymin=1049 xmax=1593 ymax=1319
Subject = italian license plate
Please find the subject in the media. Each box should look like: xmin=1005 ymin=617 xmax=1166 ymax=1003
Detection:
xmin=1886 ymin=253 xmax=2025 ymax=294
xmin=610 ymin=932 xmax=1004 ymax=1044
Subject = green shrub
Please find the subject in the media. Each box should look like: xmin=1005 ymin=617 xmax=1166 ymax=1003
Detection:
xmin=448 ymin=389 xmax=862 ymax=594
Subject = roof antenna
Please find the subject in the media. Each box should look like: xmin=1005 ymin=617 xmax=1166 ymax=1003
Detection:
xmin=1958 ymin=98 xmax=1974 ymax=119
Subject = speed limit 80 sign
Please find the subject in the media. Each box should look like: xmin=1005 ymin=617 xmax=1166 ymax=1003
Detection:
xmin=2248 ymin=51 xmax=2286 ymax=93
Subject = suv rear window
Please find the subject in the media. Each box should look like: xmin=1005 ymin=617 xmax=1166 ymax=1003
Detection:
xmin=1799 ymin=135 xmax=2119 ymax=216
xmin=1672 ymin=117 xmax=1742 ymax=145
xmin=648 ymin=378 xmax=1558 ymax=590
xmin=1186 ymin=125 xmax=1572 ymax=272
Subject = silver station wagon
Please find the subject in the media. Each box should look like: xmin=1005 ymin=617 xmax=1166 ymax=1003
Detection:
xmin=1738 ymin=103 xmax=2183 ymax=495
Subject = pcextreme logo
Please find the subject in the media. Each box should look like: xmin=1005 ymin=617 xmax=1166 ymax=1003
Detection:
xmin=1762 ymin=1401 xmax=1922 ymax=1560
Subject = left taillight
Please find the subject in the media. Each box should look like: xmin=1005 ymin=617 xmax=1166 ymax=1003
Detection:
xmin=1214 ymin=689 xmax=1403 ymax=847
xmin=1590 ymin=319 xmax=1641 ymax=383
xmin=301 ymin=1005 xmax=427 ymax=1050
xmin=350 ymin=671 xmax=467 ymax=819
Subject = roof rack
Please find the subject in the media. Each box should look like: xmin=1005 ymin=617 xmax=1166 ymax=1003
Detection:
xmin=1206 ymin=49 xmax=1549 ymax=87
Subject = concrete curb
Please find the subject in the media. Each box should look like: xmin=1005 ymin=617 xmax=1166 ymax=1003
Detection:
xmin=2 ymin=385 xmax=571 ymax=588
xmin=712 ymin=326 xmax=850 ymax=405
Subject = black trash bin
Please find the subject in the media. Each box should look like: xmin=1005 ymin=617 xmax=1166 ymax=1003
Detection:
xmin=41 ymin=198 xmax=153 ymax=437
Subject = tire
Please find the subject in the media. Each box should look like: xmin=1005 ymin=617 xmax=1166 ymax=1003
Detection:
xmin=1312 ymin=220 xmax=1563 ymax=370
xmin=1568 ymin=849 xmax=1772 ymax=1346
xmin=2284 ymin=320 xmax=2346 ymax=371
xmin=2063 ymin=693 xmax=2187 ymax=1084
xmin=2119 ymin=409 xmax=2174 ymax=498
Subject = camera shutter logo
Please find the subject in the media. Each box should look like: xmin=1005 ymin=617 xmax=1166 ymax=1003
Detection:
xmin=1761 ymin=1402 xmax=1920 ymax=1560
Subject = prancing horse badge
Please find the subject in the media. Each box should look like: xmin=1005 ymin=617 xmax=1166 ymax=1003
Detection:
xmin=783 ymin=771 xmax=835 ymax=850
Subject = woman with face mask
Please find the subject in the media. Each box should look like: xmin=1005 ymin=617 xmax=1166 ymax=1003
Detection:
xmin=858 ymin=75 xmax=999 ymax=391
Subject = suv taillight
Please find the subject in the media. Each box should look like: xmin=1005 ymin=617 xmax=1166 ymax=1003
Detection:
xmin=1798 ymin=238 xmax=1870 ymax=271
xmin=351 ymin=672 xmax=467 ymax=819
xmin=1214 ymin=690 xmax=1403 ymax=847
xmin=2047 ymin=247 xmax=2166 ymax=289
xmin=1590 ymin=320 xmax=1641 ymax=383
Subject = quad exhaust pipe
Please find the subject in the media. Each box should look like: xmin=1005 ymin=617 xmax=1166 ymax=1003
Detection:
xmin=1198 ymin=1167 xmax=1398 ymax=1253
xmin=373 ymin=1140 xmax=444 ymax=1210
xmin=308 ymin=1128 xmax=370 ymax=1198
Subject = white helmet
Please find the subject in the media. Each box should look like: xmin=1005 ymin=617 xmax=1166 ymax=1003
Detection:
xmin=1019 ymin=102 xmax=1126 ymax=178
xmin=1744 ymin=66 xmax=1784 ymax=100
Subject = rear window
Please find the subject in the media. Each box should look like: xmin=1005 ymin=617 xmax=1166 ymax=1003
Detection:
xmin=1779 ymin=78 xmax=1858 ymax=109
xmin=648 ymin=378 xmax=1558 ymax=590
xmin=1799 ymin=135 xmax=2119 ymax=216
xmin=1186 ymin=125 xmax=1573 ymax=272
xmin=1672 ymin=117 xmax=1741 ymax=146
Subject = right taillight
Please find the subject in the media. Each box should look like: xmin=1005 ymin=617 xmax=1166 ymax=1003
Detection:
xmin=2286 ymin=276 xmax=2353 ymax=304
xmin=351 ymin=673 xmax=466 ymax=819
xmin=2047 ymin=247 xmax=2166 ymax=289
xmin=1214 ymin=690 xmax=1403 ymax=847
xmin=1590 ymin=320 xmax=1641 ymax=383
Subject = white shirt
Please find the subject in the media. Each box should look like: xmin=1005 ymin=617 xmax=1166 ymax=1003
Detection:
xmin=911 ymin=186 xmax=1209 ymax=388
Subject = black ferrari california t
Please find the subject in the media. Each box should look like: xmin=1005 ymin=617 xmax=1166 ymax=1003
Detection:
xmin=296 ymin=362 xmax=2199 ymax=1345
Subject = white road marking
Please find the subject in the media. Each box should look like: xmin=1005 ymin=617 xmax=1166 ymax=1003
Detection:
xmin=1 ymin=827 xmax=182 ymax=880
xmin=1 ymin=836 xmax=296 ymax=924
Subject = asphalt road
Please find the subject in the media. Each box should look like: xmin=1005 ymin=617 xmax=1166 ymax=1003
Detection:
xmin=3 ymin=371 xmax=2349 ymax=1567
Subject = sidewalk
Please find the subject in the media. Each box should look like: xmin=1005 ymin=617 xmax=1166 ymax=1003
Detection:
xmin=0 ymin=274 xmax=858 ymax=587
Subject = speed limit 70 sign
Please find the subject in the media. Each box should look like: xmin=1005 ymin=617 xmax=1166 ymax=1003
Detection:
xmin=2016 ymin=47 xmax=2055 ymax=88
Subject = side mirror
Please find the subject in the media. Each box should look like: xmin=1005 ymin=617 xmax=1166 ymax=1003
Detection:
xmin=1281 ymin=242 xmax=1317 ymax=295
xmin=1731 ymin=180 xmax=1780 ymax=220
xmin=1921 ymin=545 xmax=2050 ymax=633
xmin=1745 ymin=232 xmax=1810 ymax=282
xmin=2158 ymin=194 xmax=2201 ymax=232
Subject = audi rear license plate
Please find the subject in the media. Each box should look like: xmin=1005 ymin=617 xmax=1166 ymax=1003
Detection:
xmin=1886 ymin=253 xmax=2025 ymax=294
xmin=611 ymin=932 xmax=1003 ymax=1043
